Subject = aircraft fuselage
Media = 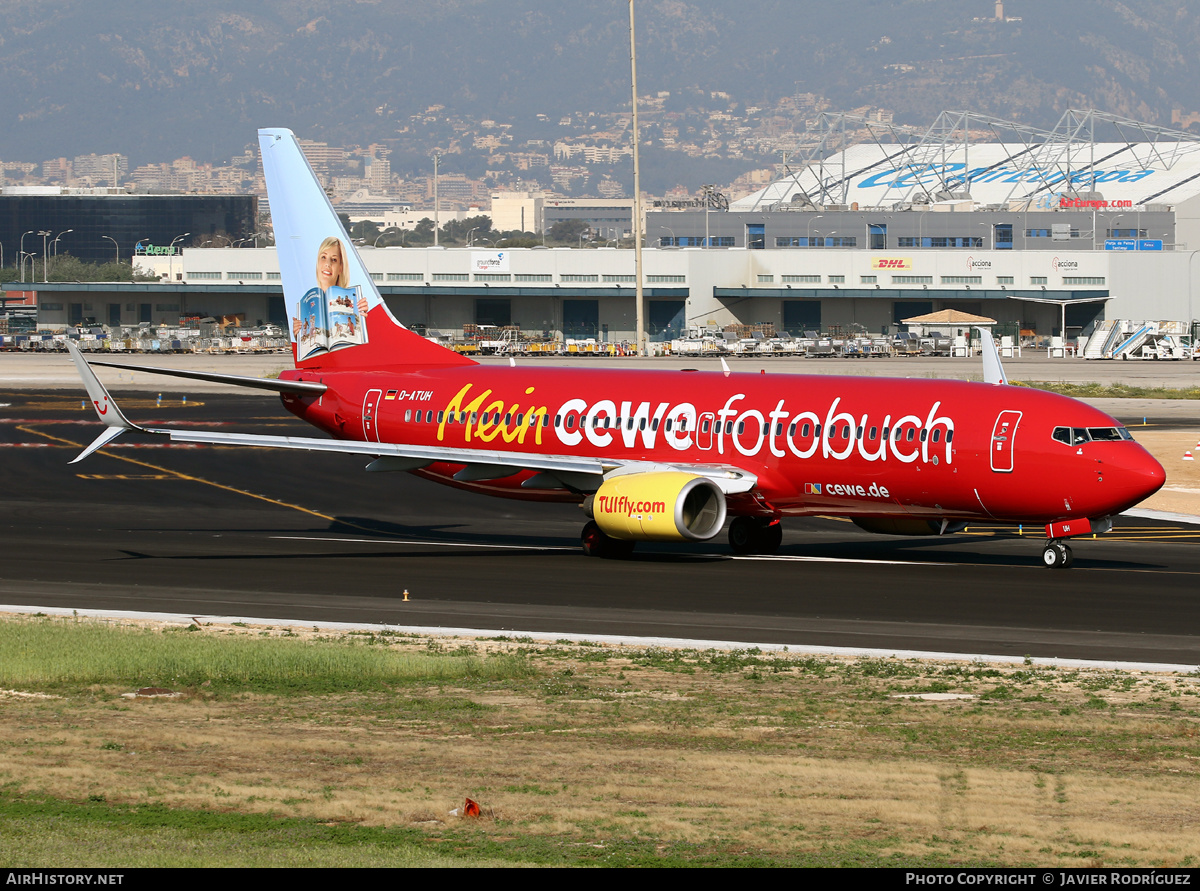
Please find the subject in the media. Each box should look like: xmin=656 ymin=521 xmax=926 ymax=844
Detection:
xmin=279 ymin=363 xmax=1164 ymax=527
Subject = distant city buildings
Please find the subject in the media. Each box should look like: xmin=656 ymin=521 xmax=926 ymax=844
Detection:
xmin=0 ymin=86 xmax=901 ymax=238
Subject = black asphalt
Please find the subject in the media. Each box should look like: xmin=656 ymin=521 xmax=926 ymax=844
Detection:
xmin=3 ymin=389 xmax=1198 ymax=665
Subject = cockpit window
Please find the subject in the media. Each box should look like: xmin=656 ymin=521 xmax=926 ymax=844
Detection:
xmin=1053 ymin=425 xmax=1134 ymax=445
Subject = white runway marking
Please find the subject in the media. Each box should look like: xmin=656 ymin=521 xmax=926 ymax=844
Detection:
xmin=273 ymin=534 xmax=944 ymax=565
xmin=272 ymin=534 xmax=575 ymax=551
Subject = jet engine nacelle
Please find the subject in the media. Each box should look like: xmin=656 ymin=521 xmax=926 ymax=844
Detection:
xmin=584 ymin=472 xmax=726 ymax=542
xmin=852 ymin=517 xmax=969 ymax=536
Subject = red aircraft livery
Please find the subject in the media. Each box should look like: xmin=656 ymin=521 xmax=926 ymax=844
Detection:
xmin=66 ymin=128 xmax=1165 ymax=569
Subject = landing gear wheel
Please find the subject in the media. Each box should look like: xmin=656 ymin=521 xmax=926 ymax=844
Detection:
xmin=1058 ymin=541 xmax=1073 ymax=568
xmin=1042 ymin=540 xmax=1073 ymax=569
xmin=758 ymin=520 xmax=783 ymax=554
xmin=581 ymin=521 xmax=635 ymax=559
xmin=729 ymin=517 xmax=783 ymax=556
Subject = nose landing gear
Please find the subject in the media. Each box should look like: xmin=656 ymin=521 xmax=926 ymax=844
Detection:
xmin=581 ymin=520 xmax=636 ymax=559
xmin=1042 ymin=539 xmax=1074 ymax=569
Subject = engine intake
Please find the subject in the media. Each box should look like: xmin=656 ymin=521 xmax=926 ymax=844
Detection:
xmin=585 ymin=472 xmax=726 ymax=542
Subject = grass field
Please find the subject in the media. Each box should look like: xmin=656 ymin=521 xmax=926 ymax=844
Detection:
xmin=1013 ymin=381 xmax=1200 ymax=400
xmin=1 ymin=615 xmax=1198 ymax=867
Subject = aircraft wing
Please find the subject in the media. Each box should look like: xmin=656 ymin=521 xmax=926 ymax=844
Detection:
xmin=65 ymin=343 xmax=757 ymax=494
xmin=84 ymin=359 xmax=328 ymax=395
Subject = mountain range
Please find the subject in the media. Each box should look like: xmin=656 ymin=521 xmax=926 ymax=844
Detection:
xmin=3 ymin=1 xmax=1199 ymax=171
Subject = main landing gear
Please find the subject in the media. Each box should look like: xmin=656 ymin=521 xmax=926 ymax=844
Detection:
xmin=728 ymin=516 xmax=783 ymax=556
xmin=579 ymin=517 xmax=785 ymax=558
xmin=580 ymin=520 xmax=635 ymax=559
xmin=1042 ymin=539 xmax=1074 ymax=569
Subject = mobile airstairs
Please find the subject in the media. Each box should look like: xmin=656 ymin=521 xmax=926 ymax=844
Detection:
xmin=1083 ymin=320 xmax=1194 ymax=360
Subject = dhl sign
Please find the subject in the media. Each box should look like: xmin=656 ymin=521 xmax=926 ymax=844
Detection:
xmin=872 ymin=258 xmax=912 ymax=270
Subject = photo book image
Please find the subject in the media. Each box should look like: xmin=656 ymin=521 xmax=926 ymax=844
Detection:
xmin=297 ymin=285 xmax=368 ymax=360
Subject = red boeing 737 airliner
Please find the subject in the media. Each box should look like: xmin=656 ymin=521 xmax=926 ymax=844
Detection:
xmin=66 ymin=128 xmax=1165 ymax=569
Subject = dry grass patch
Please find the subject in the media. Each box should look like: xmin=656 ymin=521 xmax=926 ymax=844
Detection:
xmin=0 ymin=615 xmax=1198 ymax=866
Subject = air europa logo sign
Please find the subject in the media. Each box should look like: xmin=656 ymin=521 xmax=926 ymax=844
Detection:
xmin=872 ymin=258 xmax=912 ymax=270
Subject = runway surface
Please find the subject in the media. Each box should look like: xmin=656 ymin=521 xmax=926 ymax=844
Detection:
xmin=3 ymin=388 xmax=1200 ymax=665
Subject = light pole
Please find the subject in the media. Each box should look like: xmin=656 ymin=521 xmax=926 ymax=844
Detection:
xmin=629 ymin=0 xmax=645 ymax=355
xmin=101 ymin=236 xmax=119 ymax=263
xmin=19 ymin=231 xmax=33 ymax=283
xmin=806 ymin=214 xmax=824 ymax=245
xmin=169 ymin=232 xmax=190 ymax=282
xmin=39 ymin=230 xmax=51 ymax=283
xmin=467 ymin=227 xmax=478 ymax=247
xmin=52 ymin=228 xmax=73 ymax=260
xmin=432 ymin=152 xmax=441 ymax=247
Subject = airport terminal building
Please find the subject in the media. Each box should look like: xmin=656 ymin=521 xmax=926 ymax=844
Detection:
xmin=13 ymin=111 xmax=1200 ymax=342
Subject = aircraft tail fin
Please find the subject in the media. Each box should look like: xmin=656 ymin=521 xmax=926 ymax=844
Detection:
xmin=258 ymin=128 xmax=474 ymax=372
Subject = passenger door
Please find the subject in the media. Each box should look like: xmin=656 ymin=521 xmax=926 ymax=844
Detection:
xmin=362 ymin=389 xmax=383 ymax=442
xmin=990 ymin=410 xmax=1022 ymax=473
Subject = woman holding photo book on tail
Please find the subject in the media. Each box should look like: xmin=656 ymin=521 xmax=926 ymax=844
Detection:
xmin=294 ymin=236 xmax=370 ymax=361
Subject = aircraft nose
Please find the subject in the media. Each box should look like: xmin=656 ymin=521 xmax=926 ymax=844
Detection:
xmin=1117 ymin=447 xmax=1166 ymax=505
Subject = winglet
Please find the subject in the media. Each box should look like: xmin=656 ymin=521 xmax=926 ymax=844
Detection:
xmin=66 ymin=342 xmax=144 ymax=463
xmin=977 ymin=327 xmax=1008 ymax=385
xmin=720 ymin=357 xmax=731 ymax=377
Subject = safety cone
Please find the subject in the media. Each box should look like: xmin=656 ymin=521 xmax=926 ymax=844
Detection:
xmin=1185 ymin=451 xmax=1195 ymax=461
